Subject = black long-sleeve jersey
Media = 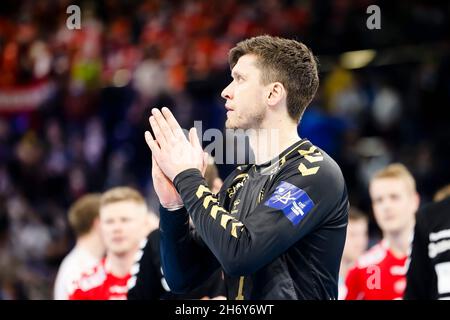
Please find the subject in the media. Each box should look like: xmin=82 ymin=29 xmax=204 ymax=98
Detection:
xmin=160 ymin=139 xmax=349 ymax=300
xmin=405 ymin=197 xmax=450 ymax=300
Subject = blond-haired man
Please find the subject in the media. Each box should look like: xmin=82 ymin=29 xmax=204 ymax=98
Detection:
xmin=345 ymin=163 xmax=419 ymax=300
xmin=69 ymin=187 xmax=148 ymax=300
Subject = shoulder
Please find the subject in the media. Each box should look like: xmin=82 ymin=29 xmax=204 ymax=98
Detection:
xmin=56 ymin=250 xmax=77 ymax=277
xmin=273 ymin=141 xmax=347 ymax=208
xmin=55 ymin=249 xmax=87 ymax=284
xmin=280 ymin=141 xmax=345 ymax=189
xmin=73 ymin=261 xmax=107 ymax=293
xmin=354 ymin=242 xmax=388 ymax=269
xmin=54 ymin=253 xmax=77 ymax=299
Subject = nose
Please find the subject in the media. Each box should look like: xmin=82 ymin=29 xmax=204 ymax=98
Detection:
xmin=110 ymin=222 xmax=122 ymax=233
xmin=380 ymin=200 xmax=392 ymax=213
xmin=221 ymin=82 xmax=233 ymax=100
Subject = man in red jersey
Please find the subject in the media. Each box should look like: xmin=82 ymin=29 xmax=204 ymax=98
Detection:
xmin=344 ymin=163 xmax=419 ymax=300
xmin=69 ymin=187 xmax=149 ymax=300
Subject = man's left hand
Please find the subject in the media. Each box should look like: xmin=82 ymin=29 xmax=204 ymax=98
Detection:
xmin=145 ymin=107 xmax=206 ymax=181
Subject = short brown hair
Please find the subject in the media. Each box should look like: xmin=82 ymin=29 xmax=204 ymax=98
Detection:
xmin=348 ymin=207 xmax=368 ymax=223
xmin=68 ymin=194 xmax=101 ymax=237
xmin=101 ymin=187 xmax=146 ymax=208
xmin=371 ymin=163 xmax=416 ymax=193
xmin=229 ymin=35 xmax=319 ymax=122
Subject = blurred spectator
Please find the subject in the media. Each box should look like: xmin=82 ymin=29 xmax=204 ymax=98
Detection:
xmin=53 ymin=193 xmax=104 ymax=300
xmin=0 ymin=196 xmax=26 ymax=299
xmin=69 ymin=187 xmax=148 ymax=300
xmin=338 ymin=207 xmax=369 ymax=300
xmin=344 ymin=164 xmax=419 ymax=300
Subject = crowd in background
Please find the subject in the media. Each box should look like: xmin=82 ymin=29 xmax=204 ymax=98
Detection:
xmin=0 ymin=0 xmax=449 ymax=299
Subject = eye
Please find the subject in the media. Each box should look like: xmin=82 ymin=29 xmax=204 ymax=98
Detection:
xmin=374 ymin=197 xmax=383 ymax=204
xmin=104 ymin=218 xmax=114 ymax=225
xmin=121 ymin=217 xmax=131 ymax=223
xmin=234 ymin=75 xmax=244 ymax=83
xmin=390 ymin=194 xmax=399 ymax=201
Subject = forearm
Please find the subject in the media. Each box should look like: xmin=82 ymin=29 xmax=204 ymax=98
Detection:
xmin=173 ymin=168 xmax=342 ymax=277
xmin=159 ymin=205 xmax=219 ymax=293
xmin=173 ymin=169 xmax=277 ymax=276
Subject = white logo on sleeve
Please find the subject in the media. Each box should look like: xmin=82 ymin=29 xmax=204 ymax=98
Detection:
xmin=292 ymin=201 xmax=306 ymax=216
xmin=273 ymin=191 xmax=296 ymax=205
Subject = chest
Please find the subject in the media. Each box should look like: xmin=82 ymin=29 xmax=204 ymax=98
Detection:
xmin=362 ymin=256 xmax=407 ymax=299
xmin=221 ymin=172 xmax=272 ymax=221
xmin=88 ymin=275 xmax=129 ymax=300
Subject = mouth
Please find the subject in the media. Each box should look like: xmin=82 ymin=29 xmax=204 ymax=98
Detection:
xmin=112 ymin=237 xmax=125 ymax=243
xmin=382 ymin=215 xmax=397 ymax=222
xmin=225 ymin=104 xmax=234 ymax=111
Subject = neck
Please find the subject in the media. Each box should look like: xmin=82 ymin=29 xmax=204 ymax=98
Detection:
xmin=248 ymin=120 xmax=300 ymax=165
xmin=77 ymin=232 xmax=104 ymax=260
xmin=105 ymin=249 xmax=137 ymax=278
xmin=384 ymin=224 xmax=414 ymax=258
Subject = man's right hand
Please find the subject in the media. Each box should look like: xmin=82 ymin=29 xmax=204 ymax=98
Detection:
xmin=151 ymin=156 xmax=183 ymax=209
xmin=146 ymin=115 xmax=210 ymax=209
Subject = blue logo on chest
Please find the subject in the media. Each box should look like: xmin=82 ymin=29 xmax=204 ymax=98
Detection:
xmin=264 ymin=181 xmax=315 ymax=226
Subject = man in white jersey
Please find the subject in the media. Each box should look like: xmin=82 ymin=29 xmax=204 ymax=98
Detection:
xmin=53 ymin=194 xmax=105 ymax=299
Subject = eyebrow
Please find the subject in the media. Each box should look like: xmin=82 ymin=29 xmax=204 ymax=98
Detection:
xmin=231 ymin=71 xmax=245 ymax=79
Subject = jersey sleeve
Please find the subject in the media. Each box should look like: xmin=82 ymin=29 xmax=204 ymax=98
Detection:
xmin=173 ymin=160 xmax=348 ymax=277
xmin=53 ymin=262 xmax=71 ymax=300
xmin=404 ymin=209 xmax=433 ymax=299
xmin=159 ymin=205 xmax=222 ymax=293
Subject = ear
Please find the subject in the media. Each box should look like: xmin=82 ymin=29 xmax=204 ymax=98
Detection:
xmin=413 ymin=192 xmax=421 ymax=212
xmin=92 ymin=217 xmax=102 ymax=233
xmin=266 ymin=82 xmax=285 ymax=107
xmin=93 ymin=217 xmax=100 ymax=228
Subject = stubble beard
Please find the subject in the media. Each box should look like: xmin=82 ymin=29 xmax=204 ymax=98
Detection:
xmin=225 ymin=107 xmax=266 ymax=130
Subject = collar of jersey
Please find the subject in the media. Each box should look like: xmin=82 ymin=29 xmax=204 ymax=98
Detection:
xmin=253 ymin=138 xmax=310 ymax=175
